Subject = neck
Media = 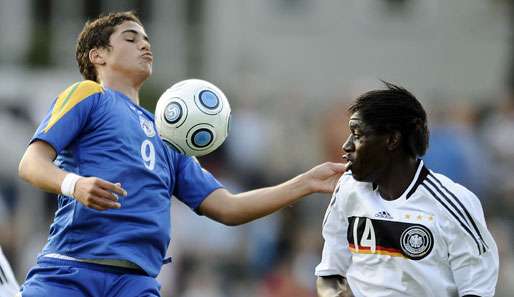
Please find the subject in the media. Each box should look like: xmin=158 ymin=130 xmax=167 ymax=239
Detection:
xmin=376 ymin=157 xmax=418 ymax=201
xmin=99 ymin=73 xmax=145 ymax=105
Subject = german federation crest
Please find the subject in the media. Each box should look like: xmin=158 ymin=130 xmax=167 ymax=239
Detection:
xmin=400 ymin=225 xmax=434 ymax=260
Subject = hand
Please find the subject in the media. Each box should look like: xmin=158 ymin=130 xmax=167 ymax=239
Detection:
xmin=302 ymin=162 xmax=346 ymax=193
xmin=317 ymin=276 xmax=354 ymax=297
xmin=73 ymin=177 xmax=127 ymax=211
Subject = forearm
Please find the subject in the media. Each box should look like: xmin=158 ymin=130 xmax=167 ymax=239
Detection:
xmin=200 ymin=174 xmax=312 ymax=226
xmin=231 ymin=174 xmax=311 ymax=223
xmin=18 ymin=142 xmax=66 ymax=194
xmin=200 ymin=162 xmax=345 ymax=225
xmin=316 ymin=275 xmax=353 ymax=297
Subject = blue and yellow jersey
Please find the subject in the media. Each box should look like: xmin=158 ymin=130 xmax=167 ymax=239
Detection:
xmin=31 ymin=80 xmax=223 ymax=277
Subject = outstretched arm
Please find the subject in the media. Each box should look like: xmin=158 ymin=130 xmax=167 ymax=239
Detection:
xmin=316 ymin=275 xmax=353 ymax=297
xmin=198 ymin=162 xmax=346 ymax=226
xmin=19 ymin=141 xmax=126 ymax=211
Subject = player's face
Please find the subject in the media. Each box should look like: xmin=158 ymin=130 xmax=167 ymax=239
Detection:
xmin=103 ymin=21 xmax=153 ymax=80
xmin=342 ymin=112 xmax=390 ymax=182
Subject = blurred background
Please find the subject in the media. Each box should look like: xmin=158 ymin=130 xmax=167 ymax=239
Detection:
xmin=1 ymin=0 xmax=513 ymax=296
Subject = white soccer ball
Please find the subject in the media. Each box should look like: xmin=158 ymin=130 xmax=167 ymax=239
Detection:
xmin=155 ymin=79 xmax=231 ymax=156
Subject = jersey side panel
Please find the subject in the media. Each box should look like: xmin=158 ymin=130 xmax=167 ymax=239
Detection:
xmin=315 ymin=173 xmax=353 ymax=277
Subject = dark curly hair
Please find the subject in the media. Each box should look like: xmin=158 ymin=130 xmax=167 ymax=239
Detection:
xmin=76 ymin=11 xmax=142 ymax=82
xmin=349 ymin=81 xmax=430 ymax=157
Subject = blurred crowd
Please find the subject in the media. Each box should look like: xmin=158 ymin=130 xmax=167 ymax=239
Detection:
xmin=1 ymin=83 xmax=513 ymax=296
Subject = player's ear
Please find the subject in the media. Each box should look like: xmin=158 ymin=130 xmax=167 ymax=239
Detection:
xmin=89 ymin=47 xmax=106 ymax=66
xmin=386 ymin=131 xmax=401 ymax=151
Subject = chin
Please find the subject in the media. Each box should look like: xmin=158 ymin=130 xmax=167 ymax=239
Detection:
xmin=351 ymin=170 xmax=371 ymax=183
xmin=352 ymin=173 xmax=365 ymax=182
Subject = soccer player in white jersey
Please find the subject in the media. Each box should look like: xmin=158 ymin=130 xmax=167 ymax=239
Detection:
xmin=0 ymin=246 xmax=19 ymax=297
xmin=16 ymin=11 xmax=345 ymax=297
xmin=315 ymin=82 xmax=499 ymax=297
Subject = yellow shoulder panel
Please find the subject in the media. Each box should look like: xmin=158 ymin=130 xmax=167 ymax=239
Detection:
xmin=43 ymin=80 xmax=103 ymax=133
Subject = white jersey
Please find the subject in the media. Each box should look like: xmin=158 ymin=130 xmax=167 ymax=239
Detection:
xmin=0 ymin=247 xmax=19 ymax=297
xmin=315 ymin=160 xmax=499 ymax=297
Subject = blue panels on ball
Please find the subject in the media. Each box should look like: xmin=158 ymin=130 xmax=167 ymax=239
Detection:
xmin=192 ymin=129 xmax=213 ymax=148
xmin=199 ymin=90 xmax=219 ymax=109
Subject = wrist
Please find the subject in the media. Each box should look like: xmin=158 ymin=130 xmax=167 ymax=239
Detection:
xmin=61 ymin=173 xmax=82 ymax=198
xmin=290 ymin=173 xmax=313 ymax=197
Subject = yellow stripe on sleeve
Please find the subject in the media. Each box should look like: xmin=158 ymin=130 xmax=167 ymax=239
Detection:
xmin=43 ymin=80 xmax=103 ymax=133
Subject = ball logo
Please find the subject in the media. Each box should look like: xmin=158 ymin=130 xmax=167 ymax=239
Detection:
xmin=400 ymin=225 xmax=433 ymax=260
xmin=139 ymin=116 xmax=156 ymax=138
xmin=164 ymin=102 xmax=182 ymax=124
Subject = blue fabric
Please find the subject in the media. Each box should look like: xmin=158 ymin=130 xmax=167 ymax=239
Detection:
xmin=21 ymin=258 xmax=160 ymax=297
xmin=29 ymin=82 xmax=223 ymax=277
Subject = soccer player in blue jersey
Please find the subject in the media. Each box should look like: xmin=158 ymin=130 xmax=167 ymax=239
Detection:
xmin=17 ymin=11 xmax=345 ymax=297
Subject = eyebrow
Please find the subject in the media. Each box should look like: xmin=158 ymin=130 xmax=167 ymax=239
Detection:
xmin=121 ymin=29 xmax=150 ymax=41
xmin=349 ymin=117 xmax=361 ymax=123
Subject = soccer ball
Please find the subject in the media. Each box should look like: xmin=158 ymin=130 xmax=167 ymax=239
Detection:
xmin=155 ymin=79 xmax=231 ymax=156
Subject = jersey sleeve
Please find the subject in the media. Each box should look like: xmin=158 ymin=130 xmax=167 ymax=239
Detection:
xmin=31 ymin=81 xmax=102 ymax=153
xmin=443 ymin=187 xmax=499 ymax=297
xmin=315 ymin=173 xmax=353 ymax=277
xmin=173 ymin=154 xmax=223 ymax=211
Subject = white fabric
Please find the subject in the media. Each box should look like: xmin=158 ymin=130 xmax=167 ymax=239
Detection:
xmin=60 ymin=173 xmax=81 ymax=198
xmin=0 ymin=247 xmax=20 ymax=297
xmin=43 ymin=253 xmax=140 ymax=269
xmin=315 ymin=161 xmax=499 ymax=297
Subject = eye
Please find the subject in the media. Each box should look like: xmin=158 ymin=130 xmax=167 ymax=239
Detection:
xmin=351 ymin=132 xmax=361 ymax=140
xmin=125 ymin=38 xmax=135 ymax=43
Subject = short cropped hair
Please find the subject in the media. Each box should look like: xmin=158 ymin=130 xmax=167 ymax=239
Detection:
xmin=349 ymin=82 xmax=429 ymax=157
xmin=76 ymin=11 xmax=142 ymax=82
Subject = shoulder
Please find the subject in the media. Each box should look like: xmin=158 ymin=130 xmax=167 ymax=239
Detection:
xmin=42 ymin=81 xmax=105 ymax=133
xmin=426 ymin=171 xmax=484 ymax=218
xmin=56 ymin=80 xmax=104 ymax=103
xmin=53 ymin=80 xmax=104 ymax=111
xmin=425 ymin=171 xmax=493 ymax=255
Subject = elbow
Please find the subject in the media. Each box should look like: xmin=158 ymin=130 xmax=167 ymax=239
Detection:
xmin=216 ymin=205 xmax=249 ymax=227
xmin=225 ymin=218 xmax=248 ymax=227
xmin=217 ymin=211 xmax=246 ymax=226
xmin=18 ymin=153 xmax=33 ymax=183
xmin=18 ymin=157 xmax=29 ymax=182
xmin=220 ymin=220 xmax=240 ymax=227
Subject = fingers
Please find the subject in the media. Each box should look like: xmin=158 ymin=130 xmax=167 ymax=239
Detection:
xmin=326 ymin=162 xmax=347 ymax=173
xmin=74 ymin=177 xmax=127 ymax=211
xmin=88 ymin=196 xmax=121 ymax=211
xmin=96 ymin=179 xmax=128 ymax=196
xmin=91 ymin=187 xmax=120 ymax=202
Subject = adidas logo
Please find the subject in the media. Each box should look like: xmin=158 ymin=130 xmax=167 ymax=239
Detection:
xmin=375 ymin=211 xmax=393 ymax=219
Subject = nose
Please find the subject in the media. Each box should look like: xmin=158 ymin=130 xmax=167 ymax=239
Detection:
xmin=139 ymin=39 xmax=151 ymax=51
xmin=342 ymin=134 xmax=354 ymax=153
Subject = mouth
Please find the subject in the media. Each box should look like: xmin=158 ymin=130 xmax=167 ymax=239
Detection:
xmin=141 ymin=53 xmax=153 ymax=62
xmin=342 ymin=154 xmax=353 ymax=171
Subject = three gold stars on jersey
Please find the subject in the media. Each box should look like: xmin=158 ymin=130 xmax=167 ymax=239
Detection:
xmin=404 ymin=213 xmax=433 ymax=222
